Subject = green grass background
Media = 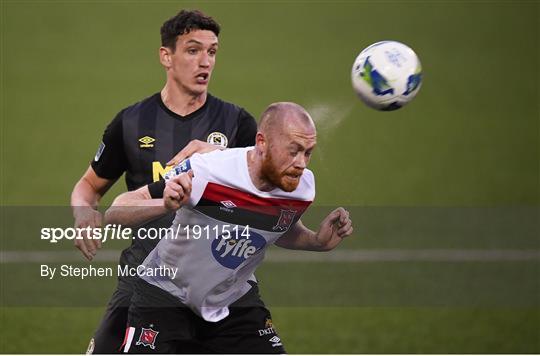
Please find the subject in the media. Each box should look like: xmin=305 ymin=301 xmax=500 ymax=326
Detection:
xmin=1 ymin=0 xmax=538 ymax=353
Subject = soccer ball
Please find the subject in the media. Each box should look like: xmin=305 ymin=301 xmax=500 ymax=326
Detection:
xmin=351 ymin=41 xmax=422 ymax=111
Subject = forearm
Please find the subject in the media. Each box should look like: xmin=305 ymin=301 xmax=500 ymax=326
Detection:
xmin=104 ymin=189 xmax=168 ymax=227
xmin=275 ymin=221 xmax=325 ymax=251
xmin=71 ymin=178 xmax=102 ymax=210
xmin=71 ymin=167 xmax=115 ymax=213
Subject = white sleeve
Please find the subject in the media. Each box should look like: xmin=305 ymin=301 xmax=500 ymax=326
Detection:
xmin=303 ymin=169 xmax=316 ymax=201
xmin=186 ymin=153 xmax=209 ymax=207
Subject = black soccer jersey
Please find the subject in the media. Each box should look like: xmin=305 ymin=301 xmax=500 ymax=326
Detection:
xmin=92 ymin=93 xmax=257 ymax=190
xmin=91 ymin=93 xmax=257 ymax=268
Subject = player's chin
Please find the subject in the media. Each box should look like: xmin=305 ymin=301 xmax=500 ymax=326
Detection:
xmin=279 ymin=176 xmax=300 ymax=192
xmin=189 ymin=83 xmax=208 ymax=95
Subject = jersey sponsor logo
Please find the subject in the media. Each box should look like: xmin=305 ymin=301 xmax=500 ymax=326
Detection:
xmin=139 ymin=136 xmax=155 ymax=148
xmin=207 ymin=132 xmax=228 ymax=148
xmin=152 ymin=161 xmax=173 ymax=182
xmin=136 ymin=327 xmax=159 ymax=349
xmin=152 ymin=159 xmax=192 ymax=183
xmin=273 ymin=209 xmax=297 ymax=232
xmin=163 ymin=159 xmax=192 ymax=182
xmin=211 ymin=232 xmax=266 ymax=269
xmin=94 ymin=142 xmax=105 ymax=162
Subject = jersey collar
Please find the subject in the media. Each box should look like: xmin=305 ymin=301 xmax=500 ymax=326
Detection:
xmin=156 ymin=92 xmax=212 ymax=120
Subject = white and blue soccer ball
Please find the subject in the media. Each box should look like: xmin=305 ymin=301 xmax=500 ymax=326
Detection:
xmin=351 ymin=41 xmax=422 ymax=111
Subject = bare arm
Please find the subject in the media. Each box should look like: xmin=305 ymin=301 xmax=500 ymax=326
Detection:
xmin=275 ymin=220 xmax=319 ymax=251
xmin=104 ymin=186 xmax=167 ymax=227
xmin=105 ymin=172 xmax=193 ymax=227
xmin=71 ymin=166 xmax=116 ymax=209
xmin=70 ymin=166 xmax=117 ymax=260
xmin=167 ymin=139 xmax=224 ymax=166
xmin=275 ymin=208 xmax=353 ymax=252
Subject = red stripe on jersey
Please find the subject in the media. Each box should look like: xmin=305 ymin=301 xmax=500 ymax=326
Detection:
xmin=201 ymin=182 xmax=311 ymax=216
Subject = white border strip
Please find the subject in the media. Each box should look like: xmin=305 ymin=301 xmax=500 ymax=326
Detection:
xmin=123 ymin=326 xmax=136 ymax=353
xmin=1 ymin=249 xmax=539 ymax=263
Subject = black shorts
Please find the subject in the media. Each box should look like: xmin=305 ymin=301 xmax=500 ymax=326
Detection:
xmin=87 ymin=277 xmax=213 ymax=354
xmin=120 ymin=279 xmax=286 ymax=354
xmin=87 ymin=278 xmax=134 ymax=354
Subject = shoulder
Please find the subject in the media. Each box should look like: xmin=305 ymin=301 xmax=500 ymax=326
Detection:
xmin=188 ymin=147 xmax=248 ymax=180
xmin=296 ymin=169 xmax=316 ymax=201
xmin=119 ymin=93 xmax=160 ymax=120
xmin=191 ymin=147 xmax=248 ymax=167
xmin=207 ymin=94 xmax=240 ymax=111
xmin=207 ymin=94 xmax=254 ymax=120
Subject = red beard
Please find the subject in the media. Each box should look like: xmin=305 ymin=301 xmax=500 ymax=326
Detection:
xmin=260 ymin=150 xmax=302 ymax=192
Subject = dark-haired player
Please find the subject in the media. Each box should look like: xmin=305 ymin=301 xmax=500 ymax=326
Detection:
xmin=70 ymin=10 xmax=257 ymax=354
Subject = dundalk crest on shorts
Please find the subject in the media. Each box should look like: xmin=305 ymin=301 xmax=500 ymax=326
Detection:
xmin=136 ymin=327 xmax=159 ymax=349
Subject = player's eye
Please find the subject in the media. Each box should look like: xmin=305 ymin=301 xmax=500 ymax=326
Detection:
xmin=187 ymin=48 xmax=198 ymax=55
xmin=208 ymin=49 xmax=217 ymax=56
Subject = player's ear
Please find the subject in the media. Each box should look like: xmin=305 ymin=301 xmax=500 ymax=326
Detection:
xmin=159 ymin=47 xmax=173 ymax=68
xmin=255 ymin=132 xmax=266 ymax=149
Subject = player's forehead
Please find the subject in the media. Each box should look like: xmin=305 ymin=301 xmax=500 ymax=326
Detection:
xmin=284 ymin=116 xmax=316 ymax=141
xmin=289 ymin=135 xmax=317 ymax=149
xmin=283 ymin=128 xmax=317 ymax=149
xmin=176 ymin=30 xmax=218 ymax=47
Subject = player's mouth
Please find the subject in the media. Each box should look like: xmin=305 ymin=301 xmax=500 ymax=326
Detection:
xmin=195 ymin=72 xmax=209 ymax=85
xmin=286 ymin=169 xmax=303 ymax=177
xmin=279 ymin=173 xmax=302 ymax=192
xmin=284 ymin=171 xmax=303 ymax=180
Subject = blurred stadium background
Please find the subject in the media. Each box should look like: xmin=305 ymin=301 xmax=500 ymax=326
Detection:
xmin=1 ymin=1 xmax=538 ymax=353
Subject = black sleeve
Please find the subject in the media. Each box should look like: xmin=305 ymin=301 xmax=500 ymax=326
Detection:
xmin=148 ymin=180 xmax=166 ymax=199
xmin=233 ymin=108 xmax=257 ymax=147
xmin=91 ymin=111 xmax=128 ymax=179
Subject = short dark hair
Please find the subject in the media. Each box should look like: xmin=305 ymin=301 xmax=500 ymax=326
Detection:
xmin=160 ymin=10 xmax=220 ymax=51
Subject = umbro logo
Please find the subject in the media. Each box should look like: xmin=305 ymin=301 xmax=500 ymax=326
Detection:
xmin=139 ymin=136 xmax=155 ymax=148
xmin=221 ymin=200 xmax=237 ymax=209
xmin=219 ymin=200 xmax=236 ymax=213
xmin=268 ymin=336 xmax=282 ymax=347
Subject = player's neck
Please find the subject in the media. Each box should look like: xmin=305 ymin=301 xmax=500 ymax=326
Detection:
xmin=247 ymin=150 xmax=275 ymax=192
xmin=160 ymin=84 xmax=207 ymax=117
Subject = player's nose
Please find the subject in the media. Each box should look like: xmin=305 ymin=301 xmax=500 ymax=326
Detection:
xmin=199 ymin=52 xmax=211 ymax=67
xmin=293 ymin=155 xmax=308 ymax=170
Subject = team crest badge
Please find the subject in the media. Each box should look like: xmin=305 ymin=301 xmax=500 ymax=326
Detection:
xmin=273 ymin=209 xmax=297 ymax=232
xmin=207 ymin=132 xmax=228 ymax=148
xmin=136 ymin=327 xmax=159 ymax=349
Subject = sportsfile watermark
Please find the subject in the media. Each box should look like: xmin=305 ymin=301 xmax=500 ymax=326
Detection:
xmin=40 ymin=224 xmax=252 ymax=244
xmin=1 ymin=206 xmax=538 ymax=307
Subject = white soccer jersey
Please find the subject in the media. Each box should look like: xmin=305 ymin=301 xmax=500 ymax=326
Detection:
xmin=141 ymin=147 xmax=315 ymax=322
